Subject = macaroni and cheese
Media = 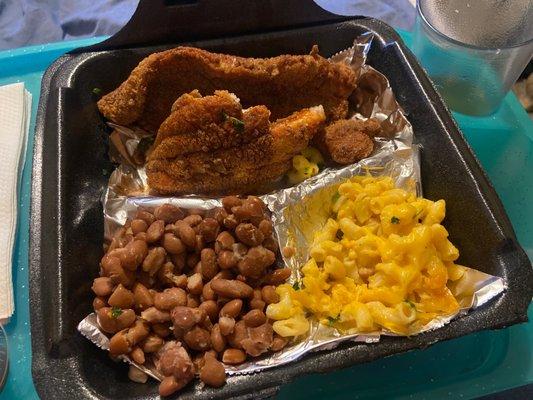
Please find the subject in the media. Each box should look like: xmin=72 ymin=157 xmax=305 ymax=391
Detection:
xmin=267 ymin=176 xmax=466 ymax=337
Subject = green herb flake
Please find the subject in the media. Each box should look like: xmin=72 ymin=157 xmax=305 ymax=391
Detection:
xmin=405 ymin=300 xmax=416 ymax=309
xmin=327 ymin=315 xmax=340 ymax=326
xmin=332 ymin=192 xmax=340 ymax=203
xmin=292 ymin=281 xmax=301 ymax=291
xmin=390 ymin=216 xmax=400 ymax=224
xmin=92 ymin=87 xmax=102 ymax=95
xmin=222 ymin=111 xmax=245 ymax=132
xmin=111 ymin=306 xmax=123 ymax=318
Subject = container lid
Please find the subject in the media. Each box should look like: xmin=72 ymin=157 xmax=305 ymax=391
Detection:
xmin=78 ymin=0 xmax=352 ymax=52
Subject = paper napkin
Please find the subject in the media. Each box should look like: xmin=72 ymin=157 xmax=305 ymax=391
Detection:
xmin=0 ymin=83 xmax=31 ymax=322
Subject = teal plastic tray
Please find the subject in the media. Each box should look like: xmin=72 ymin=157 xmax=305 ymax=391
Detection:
xmin=0 ymin=31 xmax=531 ymax=400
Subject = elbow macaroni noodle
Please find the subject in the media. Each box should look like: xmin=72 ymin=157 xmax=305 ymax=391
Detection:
xmin=266 ymin=176 xmax=465 ymax=337
xmin=287 ymin=147 xmax=324 ymax=184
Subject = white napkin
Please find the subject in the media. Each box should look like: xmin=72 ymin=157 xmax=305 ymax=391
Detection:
xmin=0 ymin=83 xmax=31 ymax=321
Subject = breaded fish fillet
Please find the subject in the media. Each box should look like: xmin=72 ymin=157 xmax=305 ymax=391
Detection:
xmin=146 ymin=92 xmax=326 ymax=195
xmin=97 ymin=46 xmax=355 ymax=132
xmin=152 ymin=90 xmax=270 ymax=158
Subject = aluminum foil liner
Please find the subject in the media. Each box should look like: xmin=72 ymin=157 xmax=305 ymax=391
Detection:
xmin=79 ymin=34 xmax=506 ymax=380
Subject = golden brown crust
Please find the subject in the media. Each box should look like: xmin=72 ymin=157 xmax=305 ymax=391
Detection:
xmin=317 ymin=118 xmax=382 ymax=165
xmin=151 ymin=91 xmax=270 ymax=158
xmin=146 ymin=91 xmax=326 ymax=195
xmin=97 ymin=46 xmax=356 ymax=132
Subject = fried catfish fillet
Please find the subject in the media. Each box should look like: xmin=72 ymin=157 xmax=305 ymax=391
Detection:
xmin=146 ymin=91 xmax=326 ymax=195
xmin=97 ymin=46 xmax=355 ymax=132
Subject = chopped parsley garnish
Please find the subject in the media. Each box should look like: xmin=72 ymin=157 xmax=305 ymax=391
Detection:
xmin=390 ymin=216 xmax=400 ymax=224
xmin=222 ymin=111 xmax=245 ymax=132
xmin=332 ymin=192 xmax=340 ymax=203
xmin=405 ymin=300 xmax=416 ymax=309
xmin=327 ymin=315 xmax=340 ymax=326
xmin=92 ymin=87 xmax=102 ymax=95
xmin=111 ymin=306 xmax=123 ymax=318
xmin=292 ymin=281 xmax=301 ymax=290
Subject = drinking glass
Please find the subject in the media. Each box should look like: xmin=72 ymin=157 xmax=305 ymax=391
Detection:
xmin=412 ymin=0 xmax=533 ymax=116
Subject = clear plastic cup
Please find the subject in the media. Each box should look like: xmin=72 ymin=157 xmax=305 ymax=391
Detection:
xmin=412 ymin=0 xmax=533 ymax=116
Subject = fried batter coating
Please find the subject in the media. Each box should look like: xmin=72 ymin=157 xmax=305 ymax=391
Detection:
xmin=318 ymin=118 xmax=382 ymax=164
xmin=152 ymin=90 xmax=270 ymax=158
xmin=146 ymin=99 xmax=326 ymax=195
xmin=97 ymin=46 xmax=355 ymax=132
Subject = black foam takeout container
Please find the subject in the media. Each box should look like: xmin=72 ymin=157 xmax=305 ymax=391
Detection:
xmin=29 ymin=0 xmax=533 ymax=398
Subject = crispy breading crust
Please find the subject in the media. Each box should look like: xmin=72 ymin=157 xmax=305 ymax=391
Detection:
xmin=317 ymin=118 xmax=382 ymax=165
xmin=97 ymin=46 xmax=355 ymax=132
xmin=146 ymin=97 xmax=326 ymax=195
xmin=152 ymin=90 xmax=270 ymax=158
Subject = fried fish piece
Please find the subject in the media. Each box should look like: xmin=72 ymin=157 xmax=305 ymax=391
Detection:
xmin=152 ymin=90 xmax=270 ymax=158
xmin=146 ymin=98 xmax=326 ymax=195
xmin=97 ymin=46 xmax=355 ymax=132
xmin=316 ymin=118 xmax=382 ymax=165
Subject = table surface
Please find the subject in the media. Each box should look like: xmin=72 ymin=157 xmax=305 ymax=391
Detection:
xmin=0 ymin=30 xmax=531 ymax=400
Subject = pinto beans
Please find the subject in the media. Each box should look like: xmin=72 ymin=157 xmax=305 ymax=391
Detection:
xmin=197 ymin=218 xmax=220 ymax=243
xmin=202 ymin=281 xmax=216 ymax=301
xmin=222 ymin=348 xmax=246 ymax=365
xmin=187 ymin=273 xmax=204 ymax=295
xmin=109 ymin=319 xmax=149 ymax=355
xmin=119 ymin=240 xmax=149 ymax=271
xmin=265 ymin=267 xmax=292 ymax=285
xmin=199 ymin=300 xmax=218 ymax=322
xmin=92 ymin=277 xmax=114 ymax=297
xmin=162 ymin=233 xmax=185 ymax=254
xmin=153 ymin=287 xmax=187 ymax=310
xmin=132 ymin=283 xmax=153 ymax=310
xmin=130 ymin=347 xmax=145 ymax=364
xmin=199 ymin=355 xmax=226 ymax=388
xmin=183 ymin=214 xmax=202 ymax=227
xmin=235 ymin=223 xmax=264 ymax=247
xmin=140 ymin=307 xmax=170 ymax=323
xmin=270 ymin=335 xmax=289 ymax=352
xmin=222 ymin=196 xmax=242 ymax=212
xmin=200 ymin=248 xmax=218 ymax=280
xmin=261 ymin=285 xmax=279 ymax=304
xmin=218 ymin=316 xmax=236 ymax=336
xmin=219 ymin=299 xmax=242 ymax=318
xmin=131 ymin=219 xmax=148 ymax=235
xmin=97 ymin=307 xmax=136 ymax=334
xmin=238 ymin=246 xmax=275 ymax=279
xmin=93 ymin=297 xmax=106 ymax=311
xmin=175 ymin=220 xmax=196 ymax=248
xmin=146 ymin=220 xmax=165 ymax=243
xmin=215 ymin=231 xmax=234 ymax=252
xmin=170 ymin=306 xmax=204 ymax=331
xmin=217 ymin=250 xmax=238 ymax=270
xmin=184 ymin=326 xmax=211 ymax=351
xmin=141 ymin=334 xmax=164 ymax=353
xmin=243 ymin=309 xmax=267 ymax=327
xmin=94 ymin=197 xmax=285 ymax=396
xmin=154 ymin=204 xmax=185 ymax=224
xmin=136 ymin=210 xmax=155 ymax=226
xmin=210 ymin=324 xmax=226 ymax=352
xmin=210 ymin=279 xmax=253 ymax=299
xmin=108 ymin=284 xmax=134 ymax=309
